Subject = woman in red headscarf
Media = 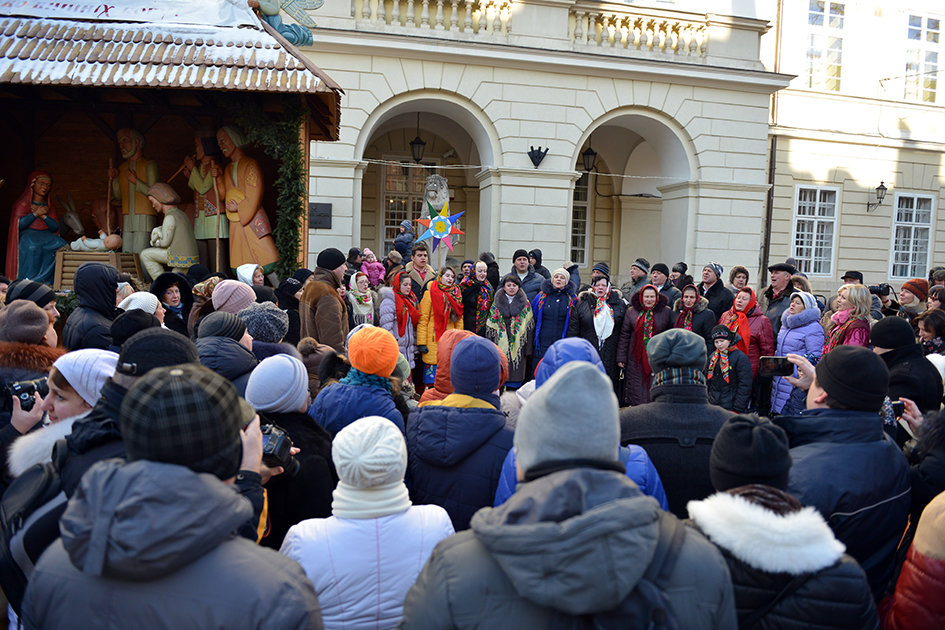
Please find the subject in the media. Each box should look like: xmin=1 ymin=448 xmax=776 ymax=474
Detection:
xmin=719 ymin=287 xmax=774 ymax=379
xmin=6 ymin=171 xmax=67 ymax=284
xmin=378 ymin=271 xmax=421 ymax=371
xmin=616 ymin=284 xmax=672 ymax=406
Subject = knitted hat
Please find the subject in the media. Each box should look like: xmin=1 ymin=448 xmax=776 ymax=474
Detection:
xmin=363 ymin=248 xmax=377 ymax=261
xmin=348 ymin=247 xmax=362 ymax=259
xmin=516 ymin=361 xmax=619 ymax=474
xmin=704 ymin=262 xmax=723 ymax=280
xmin=120 ymin=364 xmax=252 ymax=480
xmin=647 ymin=328 xmax=707 ymax=372
xmin=500 ymin=274 xmax=521 ymax=287
xmin=592 ymin=262 xmax=610 ymax=278
xmin=147 ymin=182 xmax=180 ymax=205
xmin=237 ymin=302 xmax=289 ymax=343
xmin=211 ymin=279 xmax=256 ymax=314
xmin=651 ymin=263 xmax=670 ymax=277
xmin=710 ymin=415 xmax=792 ymax=492
xmin=330 ymin=416 xmax=411 ymax=519
xmin=198 ymin=311 xmax=247 ymax=341
xmin=815 ymin=345 xmax=888 ymax=411
xmin=4 ymin=279 xmax=55 ymax=307
xmin=245 ymin=355 xmax=309 ymax=414
xmin=0 ymin=300 xmax=49 ymax=344
xmin=631 ymin=257 xmax=650 ymax=273
xmin=317 ymin=248 xmax=346 ymax=270
xmin=292 ymin=268 xmax=314 ymax=284
xmin=790 ymin=291 xmax=818 ymax=312
xmin=870 ymin=316 xmax=917 ymax=350
xmin=710 ymin=324 xmax=736 ymax=342
xmin=345 ymin=323 xmax=374 ymax=353
xmin=392 ymin=353 xmax=411 ymax=382
xmin=347 ymin=326 xmax=399 ymax=377
xmin=116 ymin=327 xmax=199 ymax=376
xmin=118 ymin=291 xmax=160 ymax=315
xmin=551 ymin=267 xmax=570 ymax=281
xmin=902 ymin=278 xmax=930 ymax=302
xmin=53 ymin=349 xmax=119 ymax=406
xmin=276 ymin=277 xmax=302 ymax=301
xmin=512 ymin=248 xmax=530 ymax=262
xmin=672 ymin=262 xmax=688 ymax=275
xmin=110 ymin=309 xmax=161 ymax=348
xmin=914 ymin=490 xmax=945 ymax=560
xmin=449 ymin=336 xmax=502 ymax=400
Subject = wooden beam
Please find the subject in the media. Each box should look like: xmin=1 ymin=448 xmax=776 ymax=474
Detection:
xmin=84 ymin=108 xmax=117 ymax=144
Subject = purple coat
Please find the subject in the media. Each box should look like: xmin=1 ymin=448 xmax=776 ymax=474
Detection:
xmin=771 ymin=306 xmax=824 ymax=413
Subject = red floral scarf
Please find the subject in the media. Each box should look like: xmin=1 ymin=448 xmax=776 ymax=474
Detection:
xmin=393 ymin=272 xmax=420 ymax=337
xmin=459 ymin=275 xmax=493 ymax=331
xmin=429 ymin=274 xmax=463 ymax=342
xmin=674 ymin=284 xmax=699 ymax=330
xmin=631 ymin=285 xmax=660 ymax=378
xmin=723 ymin=288 xmax=755 ymax=356
xmin=706 ymin=349 xmax=731 ymax=382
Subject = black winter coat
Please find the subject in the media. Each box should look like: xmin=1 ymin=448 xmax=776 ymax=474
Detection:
xmin=883 ymin=343 xmax=945 ymax=414
xmin=672 ymin=295 xmax=717 ymax=353
xmin=196 ymin=336 xmax=258 ymax=396
xmin=567 ymin=288 xmax=626 ymax=389
xmin=909 ymin=414 xmax=945 ymax=520
xmin=150 ymin=272 xmax=193 ymax=338
xmin=705 ymin=348 xmax=753 ymax=413
xmin=619 ymin=381 xmax=733 ymax=518
xmin=62 ymin=262 xmax=120 ymax=350
xmin=761 ymin=286 xmax=792 ymax=337
xmin=698 ymin=280 xmax=734 ymax=321
xmin=257 ymin=411 xmax=337 ymax=550
xmin=776 ymin=408 xmax=911 ymax=599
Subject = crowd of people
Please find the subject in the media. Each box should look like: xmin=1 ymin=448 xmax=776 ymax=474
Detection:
xmin=0 ymin=243 xmax=943 ymax=629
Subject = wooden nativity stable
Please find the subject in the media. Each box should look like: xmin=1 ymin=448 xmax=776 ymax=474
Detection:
xmin=0 ymin=0 xmax=341 ymax=287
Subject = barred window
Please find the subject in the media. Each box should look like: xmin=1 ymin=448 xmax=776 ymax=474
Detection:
xmin=571 ymin=172 xmax=590 ymax=266
xmin=793 ymin=186 xmax=837 ymax=275
xmin=905 ymin=15 xmax=940 ymax=103
xmin=382 ymin=160 xmax=438 ymax=254
xmin=891 ymin=194 xmax=933 ymax=278
xmin=807 ymin=1 xmax=845 ymax=91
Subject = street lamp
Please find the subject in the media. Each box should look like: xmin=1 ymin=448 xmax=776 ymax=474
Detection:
xmin=581 ymin=145 xmax=597 ymax=172
xmin=409 ymin=112 xmax=426 ymax=164
xmin=866 ymin=181 xmax=887 ymax=212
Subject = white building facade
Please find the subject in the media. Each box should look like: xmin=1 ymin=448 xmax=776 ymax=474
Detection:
xmin=295 ymin=0 xmax=790 ymax=284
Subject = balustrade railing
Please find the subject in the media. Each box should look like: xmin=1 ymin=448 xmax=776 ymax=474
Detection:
xmin=352 ymin=0 xmax=512 ymax=35
xmin=569 ymin=4 xmax=707 ymax=56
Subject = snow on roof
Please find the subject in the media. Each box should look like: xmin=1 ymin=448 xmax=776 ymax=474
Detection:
xmin=0 ymin=5 xmax=332 ymax=93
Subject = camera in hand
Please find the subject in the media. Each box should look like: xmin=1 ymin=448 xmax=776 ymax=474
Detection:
xmin=868 ymin=283 xmax=892 ymax=297
xmin=261 ymin=424 xmax=299 ymax=477
xmin=9 ymin=377 xmax=48 ymax=412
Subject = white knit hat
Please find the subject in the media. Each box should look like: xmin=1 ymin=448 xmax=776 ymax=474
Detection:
xmin=245 ymin=355 xmax=309 ymax=414
xmin=118 ymin=291 xmax=160 ymax=315
xmin=52 ymin=349 xmax=119 ymax=406
xmin=331 ymin=416 xmax=411 ymax=519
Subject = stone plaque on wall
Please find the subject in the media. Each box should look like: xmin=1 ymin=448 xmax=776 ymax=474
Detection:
xmin=309 ymin=203 xmax=331 ymax=229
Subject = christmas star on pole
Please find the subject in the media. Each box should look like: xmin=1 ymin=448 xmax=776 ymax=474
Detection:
xmin=416 ymin=200 xmax=464 ymax=252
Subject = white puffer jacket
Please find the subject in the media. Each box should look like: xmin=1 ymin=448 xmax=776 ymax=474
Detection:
xmin=280 ymin=505 xmax=453 ymax=630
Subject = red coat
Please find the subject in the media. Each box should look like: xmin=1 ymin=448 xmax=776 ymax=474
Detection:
xmin=880 ymin=545 xmax=945 ymax=630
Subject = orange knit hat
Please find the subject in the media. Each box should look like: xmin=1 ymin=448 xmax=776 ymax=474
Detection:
xmin=347 ymin=326 xmax=400 ymax=377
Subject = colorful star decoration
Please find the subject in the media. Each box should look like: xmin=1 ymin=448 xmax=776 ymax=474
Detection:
xmin=417 ymin=200 xmax=464 ymax=252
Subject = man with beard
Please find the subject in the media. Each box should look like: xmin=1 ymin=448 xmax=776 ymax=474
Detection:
xmin=109 ymin=128 xmax=159 ymax=253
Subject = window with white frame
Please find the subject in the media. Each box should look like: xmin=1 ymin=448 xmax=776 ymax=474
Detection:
xmin=571 ymin=172 xmax=590 ymax=266
xmin=891 ymin=193 xmax=933 ymax=278
xmin=806 ymin=1 xmax=844 ymax=92
xmin=792 ymin=186 xmax=837 ymax=275
xmin=905 ymin=15 xmax=939 ymax=103
xmin=381 ymin=160 xmax=438 ymax=254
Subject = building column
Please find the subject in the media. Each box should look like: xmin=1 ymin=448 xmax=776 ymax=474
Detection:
xmin=305 ymin=158 xmax=366 ymax=267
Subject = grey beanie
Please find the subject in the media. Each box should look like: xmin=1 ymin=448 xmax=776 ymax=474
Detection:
xmin=646 ymin=328 xmax=707 ymax=372
xmin=515 ymin=361 xmax=619 ymax=474
xmin=245 ymin=355 xmax=309 ymax=414
xmin=198 ymin=311 xmax=246 ymax=341
xmin=238 ymin=301 xmax=289 ymax=343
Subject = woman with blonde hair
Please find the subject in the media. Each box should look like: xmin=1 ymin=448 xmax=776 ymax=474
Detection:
xmin=822 ymin=283 xmax=871 ymax=354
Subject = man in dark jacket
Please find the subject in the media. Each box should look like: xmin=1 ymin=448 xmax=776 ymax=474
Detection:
xmin=21 ymin=364 xmax=323 ymax=629
xmin=619 ymin=257 xmax=649 ymax=299
xmin=620 ymin=328 xmax=734 ymax=518
xmin=650 ymin=262 xmax=681 ymax=308
xmin=698 ymin=262 xmax=735 ymax=320
xmin=761 ymin=262 xmax=795 ymax=337
xmin=407 ymin=336 xmax=512 ymax=530
xmin=196 ymin=311 xmax=259 ymax=396
xmin=401 ymin=361 xmax=736 ymax=629
xmin=299 ymin=248 xmax=349 ymax=353
xmin=776 ymin=345 xmax=910 ymax=599
xmin=528 ymin=248 xmax=551 ymax=279
xmin=510 ymin=248 xmax=543 ymax=301
xmin=62 ymin=262 xmax=120 ymax=350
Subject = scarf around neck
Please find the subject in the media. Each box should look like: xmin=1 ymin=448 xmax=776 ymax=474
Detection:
xmin=486 ymin=289 xmax=532 ymax=366
xmin=724 ymin=288 xmax=756 ymax=356
xmin=430 ymin=275 xmax=463 ymax=342
xmin=347 ymin=273 xmax=374 ymax=325
xmin=593 ymin=288 xmax=615 ymax=346
xmin=631 ymin=286 xmax=661 ymax=378
xmin=460 ymin=275 xmax=493 ymax=331
xmin=706 ymin=349 xmax=731 ymax=382
xmin=393 ymin=272 xmax=420 ymax=337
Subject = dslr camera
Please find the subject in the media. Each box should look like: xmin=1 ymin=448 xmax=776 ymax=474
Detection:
xmin=868 ymin=283 xmax=892 ymax=297
xmin=9 ymin=377 xmax=48 ymax=412
xmin=261 ymin=424 xmax=299 ymax=477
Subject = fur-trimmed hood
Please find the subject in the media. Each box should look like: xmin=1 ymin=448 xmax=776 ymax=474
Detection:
xmin=687 ymin=491 xmax=845 ymax=575
xmin=0 ymin=341 xmax=65 ymax=372
xmin=7 ymin=412 xmax=88 ymax=477
xmin=672 ymin=295 xmax=709 ymax=314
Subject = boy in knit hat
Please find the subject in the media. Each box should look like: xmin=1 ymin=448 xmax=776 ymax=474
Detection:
xmin=307 ymin=326 xmax=404 ymax=434
xmin=281 ymin=416 xmax=453 ymax=628
xmin=401 ymin=361 xmax=736 ymax=629
xmin=20 ymin=365 xmax=323 ymax=629
xmin=705 ymin=325 xmax=752 ymax=414
xmin=778 ymin=345 xmax=910 ymax=598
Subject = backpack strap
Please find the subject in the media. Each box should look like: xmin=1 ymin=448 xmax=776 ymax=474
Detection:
xmin=644 ymin=514 xmax=686 ymax=586
xmin=740 ymin=571 xmax=814 ymax=629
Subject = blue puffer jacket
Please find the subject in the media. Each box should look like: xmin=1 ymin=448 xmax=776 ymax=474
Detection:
xmin=771 ymin=307 xmax=824 ymax=414
xmin=493 ymin=444 xmax=668 ymax=509
xmin=196 ymin=336 xmax=257 ymax=397
xmin=776 ymin=408 xmax=910 ymax=599
xmin=406 ymin=401 xmax=512 ymax=531
xmin=308 ymin=382 xmax=404 ymax=435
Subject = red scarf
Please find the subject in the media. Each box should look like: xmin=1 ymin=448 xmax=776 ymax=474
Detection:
xmin=393 ymin=272 xmax=420 ymax=337
xmin=631 ymin=285 xmax=660 ymax=379
xmin=429 ymin=275 xmax=463 ymax=342
xmin=722 ymin=288 xmax=755 ymax=356
xmin=674 ymin=284 xmax=698 ymax=330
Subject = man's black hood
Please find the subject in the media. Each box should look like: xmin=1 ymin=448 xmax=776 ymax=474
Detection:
xmin=74 ymin=262 xmax=119 ymax=317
